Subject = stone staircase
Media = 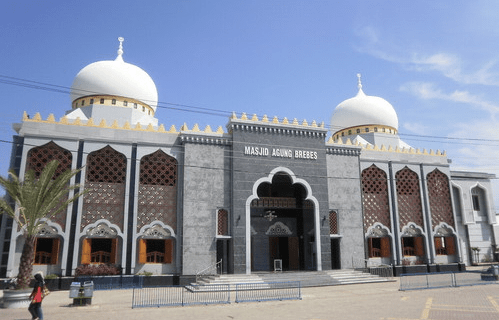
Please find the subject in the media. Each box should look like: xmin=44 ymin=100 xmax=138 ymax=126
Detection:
xmin=193 ymin=269 xmax=394 ymax=290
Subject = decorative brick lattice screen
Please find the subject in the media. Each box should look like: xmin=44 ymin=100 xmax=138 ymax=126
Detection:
xmin=362 ymin=165 xmax=390 ymax=233
xmin=137 ymin=150 xmax=177 ymax=231
xmin=396 ymin=167 xmax=424 ymax=230
xmin=82 ymin=146 xmax=126 ymax=231
xmin=27 ymin=142 xmax=73 ymax=231
xmin=329 ymin=210 xmax=338 ymax=234
xmin=27 ymin=141 xmax=73 ymax=179
xmin=427 ymin=169 xmax=454 ymax=229
xmin=217 ymin=209 xmax=228 ymax=236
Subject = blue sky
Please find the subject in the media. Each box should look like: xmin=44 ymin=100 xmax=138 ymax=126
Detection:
xmin=1 ymin=1 xmax=499 ymax=207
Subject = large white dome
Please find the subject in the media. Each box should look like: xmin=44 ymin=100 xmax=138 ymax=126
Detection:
xmin=70 ymin=42 xmax=158 ymax=111
xmin=330 ymin=87 xmax=398 ymax=134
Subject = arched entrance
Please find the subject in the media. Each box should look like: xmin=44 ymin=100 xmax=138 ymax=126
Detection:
xmin=249 ymin=171 xmax=317 ymax=272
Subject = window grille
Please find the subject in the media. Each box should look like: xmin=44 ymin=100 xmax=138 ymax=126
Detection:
xmin=82 ymin=146 xmax=127 ymax=231
xmin=137 ymin=150 xmax=177 ymax=231
xmin=217 ymin=209 xmax=229 ymax=236
xmin=329 ymin=210 xmax=338 ymax=234
xmin=427 ymin=169 xmax=454 ymax=228
xmin=27 ymin=141 xmax=72 ymax=179
xmin=361 ymin=165 xmax=390 ymax=233
xmin=396 ymin=168 xmax=424 ymax=230
xmin=26 ymin=142 xmax=72 ymax=230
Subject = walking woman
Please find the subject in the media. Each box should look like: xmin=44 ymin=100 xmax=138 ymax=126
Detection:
xmin=28 ymin=271 xmax=45 ymax=320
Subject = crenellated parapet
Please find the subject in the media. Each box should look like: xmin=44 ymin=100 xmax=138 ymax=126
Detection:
xmin=21 ymin=111 xmax=227 ymax=135
xmin=230 ymin=112 xmax=324 ymax=128
xmin=228 ymin=112 xmax=327 ymax=138
xmin=326 ymin=135 xmax=447 ymax=157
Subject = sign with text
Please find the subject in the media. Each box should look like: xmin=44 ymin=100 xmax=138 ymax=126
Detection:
xmin=244 ymin=146 xmax=318 ymax=160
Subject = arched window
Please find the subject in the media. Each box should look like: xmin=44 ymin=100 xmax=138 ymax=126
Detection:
xmin=396 ymin=167 xmax=424 ymax=230
xmin=361 ymin=165 xmax=390 ymax=232
xmin=34 ymin=237 xmax=60 ymax=265
xmin=27 ymin=142 xmax=73 ymax=231
xmin=217 ymin=209 xmax=229 ymax=236
xmin=427 ymin=169 xmax=454 ymax=228
xmin=27 ymin=141 xmax=72 ymax=179
xmin=82 ymin=146 xmax=127 ymax=231
xmin=329 ymin=210 xmax=338 ymax=235
xmin=137 ymin=150 xmax=178 ymax=232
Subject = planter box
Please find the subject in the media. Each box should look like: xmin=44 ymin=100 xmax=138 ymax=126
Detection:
xmin=427 ymin=264 xmax=437 ymax=273
xmin=179 ymin=275 xmax=196 ymax=286
xmin=393 ymin=265 xmax=428 ymax=276
xmin=44 ymin=278 xmax=60 ymax=291
xmin=436 ymin=264 xmax=461 ymax=273
xmin=142 ymin=275 xmax=179 ymax=287
xmin=1 ymin=289 xmax=32 ymax=309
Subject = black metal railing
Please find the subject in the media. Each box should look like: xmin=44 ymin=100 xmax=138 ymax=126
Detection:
xmin=131 ymin=281 xmax=301 ymax=308
xmin=400 ymin=271 xmax=498 ymax=291
xmin=235 ymin=281 xmax=301 ymax=303
xmin=132 ymin=284 xmax=230 ymax=308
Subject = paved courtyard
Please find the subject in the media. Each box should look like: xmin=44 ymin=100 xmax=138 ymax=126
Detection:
xmin=3 ymin=279 xmax=499 ymax=320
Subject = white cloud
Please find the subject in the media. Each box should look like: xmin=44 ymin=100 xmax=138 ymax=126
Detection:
xmin=409 ymin=53 xmax=499 ymax=86
xmin=400 ymin=82 xmax=499 ymax=116
xmin=355 ymin=26 xmax=499 ymax=86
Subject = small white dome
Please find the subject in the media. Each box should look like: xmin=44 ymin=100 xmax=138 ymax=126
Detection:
xmin=330 ymin=87 xmax=398 ymax=133
xmin=70 ymin=39 xmax=158 ymax=111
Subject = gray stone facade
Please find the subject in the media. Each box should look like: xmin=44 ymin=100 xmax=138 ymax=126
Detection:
xmin=0 ymin=111 xmax=497 ymax=278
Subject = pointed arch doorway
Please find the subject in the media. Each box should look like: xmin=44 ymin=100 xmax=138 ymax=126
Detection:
xmin=247 ymin=169 xmax=319 ymax=272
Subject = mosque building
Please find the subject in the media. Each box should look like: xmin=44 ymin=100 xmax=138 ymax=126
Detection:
xmin=0 ymin=38 xmax=497 ymax=278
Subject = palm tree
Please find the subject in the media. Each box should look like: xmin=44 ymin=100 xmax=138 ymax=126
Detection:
xmin=0 ymin=160 xmax=84 ymax=289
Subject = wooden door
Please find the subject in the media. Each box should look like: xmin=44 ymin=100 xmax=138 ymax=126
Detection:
xmin=288 ymin=237 xmax=299 ymax=270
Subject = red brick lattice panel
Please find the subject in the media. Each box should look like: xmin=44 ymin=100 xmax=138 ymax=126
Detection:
xmin=362 ymin=165 xmax=391 ymax=233
xmin=137 ymin=150 xmax=177 ymax=231
xmin=82 ymin=146 xmax=127 ymax=231
xmin=217 ymin=209 xmax=228 ymax=236
xmin=81 ymin=182 xmax=125 ymax=231
xmin=137 ymin=185 xmax=177 ymax=230
xmin=27 ymin=141 xmax=72 ymax=179
xmin=329 ymin=210 xmax=338 ymax=234
xmin=396 ymin=167 xmax=424 ymax=230
xmin=139 ymin=150 xmax=177 ymax=186
xmin=86 ymin=146 xmax=126 ymax=183
xmin=427 ymin=169 xmax=454 ymax=229
xmin=26 ymin=142 xmax=73 ymax=231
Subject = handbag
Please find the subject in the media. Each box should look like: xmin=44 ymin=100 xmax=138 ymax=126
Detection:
xmin=42 ymin=286 xmax=50 ymax=299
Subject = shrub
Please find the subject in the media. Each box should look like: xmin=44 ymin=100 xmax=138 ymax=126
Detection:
xmin=75 ymin=264 xmax=121 ymax=276
xmin=45 ymin=274 xmax=59 ymax=279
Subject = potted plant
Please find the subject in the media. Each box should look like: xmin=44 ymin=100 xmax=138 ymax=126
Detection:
xmin=0 ymin=160 xmax=84 ymax=308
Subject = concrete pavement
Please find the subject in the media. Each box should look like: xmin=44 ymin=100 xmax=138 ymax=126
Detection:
xmin=3 ymin=279 xmax=499 ymax=319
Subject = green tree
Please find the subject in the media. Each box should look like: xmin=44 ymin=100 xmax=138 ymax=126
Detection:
xmin=0 ymin=160 xmax=84 ymax=289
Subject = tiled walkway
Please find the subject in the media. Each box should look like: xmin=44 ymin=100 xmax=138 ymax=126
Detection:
xmin=3 ymin=279 xmax=499 ymax=320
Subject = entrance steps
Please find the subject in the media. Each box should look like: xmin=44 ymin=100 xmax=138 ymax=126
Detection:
xmin=194 ymin=269 xmax=394 ymax=289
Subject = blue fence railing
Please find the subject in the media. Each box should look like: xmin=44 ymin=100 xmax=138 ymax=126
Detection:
xmin=75 ymin=275 xmax=144 ymax=290
xmin=235 ymin=281 xmax=301 ymax=303
xmin=400 ymin=271 xmax=497 ymax=291
xmin=132 ymin=284 xmax=230 ymax=308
